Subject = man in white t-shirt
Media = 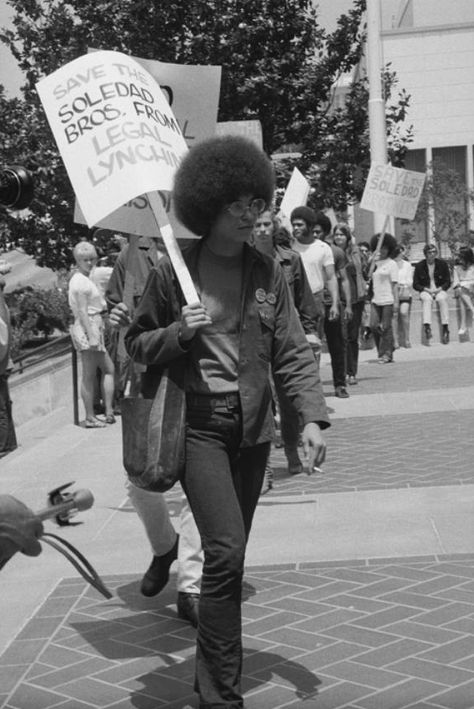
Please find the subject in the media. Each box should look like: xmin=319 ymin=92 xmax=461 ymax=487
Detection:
xmin=291 ymin=206 xmax=339 ymax=330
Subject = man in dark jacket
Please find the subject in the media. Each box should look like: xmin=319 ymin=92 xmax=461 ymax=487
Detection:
xmin=413 ymin=244 xmax=451 ymax=344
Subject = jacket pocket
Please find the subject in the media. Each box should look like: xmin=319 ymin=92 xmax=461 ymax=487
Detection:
xmin=257 ymin=305 xmax=275 ymax=332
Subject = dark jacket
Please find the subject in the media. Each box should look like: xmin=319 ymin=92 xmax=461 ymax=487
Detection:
xmin=106 ymin=237 xmax=163 ymax=309
xmin=125 ymin=241 xmax=330 ymax=447
xmin=275 ymin=246 xmax=318 ymax=336
xmin=413 ymin=258 xmax=451 ymax=292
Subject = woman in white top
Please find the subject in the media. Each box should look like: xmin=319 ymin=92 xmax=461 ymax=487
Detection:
xmin=370 ymin=233 xmax=399 ymax=363
xmin=68 ymin=241 xmax=115 ymax=427
xmin=393 ymin=244 xmax=414 ymax=348
xmin=453 ymin=246 xmax=474 ymax=335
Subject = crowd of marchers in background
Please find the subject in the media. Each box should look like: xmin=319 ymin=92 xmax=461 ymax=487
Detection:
xmin=64 ymin=206 xmax=469 ymax=461
xmin=2 ymin=207 xmax=472 ymax=463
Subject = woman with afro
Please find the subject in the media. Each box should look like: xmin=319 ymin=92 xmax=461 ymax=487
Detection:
xmin=126 ymin=135 xmax=329 ymax=708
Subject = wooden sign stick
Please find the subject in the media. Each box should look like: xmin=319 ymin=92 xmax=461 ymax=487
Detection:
xmin=368 ymin=214 xmax=391 ymax=279
xmin=147 ymin=191 xmax=199 ymax=306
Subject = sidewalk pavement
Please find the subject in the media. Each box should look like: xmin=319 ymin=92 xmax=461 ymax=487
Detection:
xmin=1 ymin=341 xmax=474 ymax=708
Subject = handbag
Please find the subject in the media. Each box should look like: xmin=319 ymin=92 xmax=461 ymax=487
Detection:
xmin=121 ymin=365 xmax=186 ymax=492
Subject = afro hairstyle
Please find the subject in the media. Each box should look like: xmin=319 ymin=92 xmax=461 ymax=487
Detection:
xmin=173 ymin=135 xmax=275 ymax=237
xmin=314 ymin=211 xmax=332 ymax=236
xmin=370 ymin=232 xmax=398 ymax=258
xmin=290 ymin=206 xmax=318 ymax=227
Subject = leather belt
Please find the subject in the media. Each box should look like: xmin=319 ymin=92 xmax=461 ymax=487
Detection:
xmin=186 ymin=392 xmax=240 ymax=411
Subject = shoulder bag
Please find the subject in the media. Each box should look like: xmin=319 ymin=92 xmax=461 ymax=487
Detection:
xmin=121 ymin=363 xmax=186 ymax=492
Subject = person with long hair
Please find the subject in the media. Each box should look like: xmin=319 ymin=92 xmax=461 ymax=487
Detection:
xmin=332 ymin=224 xmax=366 ymax=385
xmin=369 ymin=233 xmax=399 ymax=363
xmin=393 ymin=244 xmax=414 ymax=348
xmin=453 ymin=245 xmax=474 ymax=336
xmin=126 ymin=136 xmax=329 ymax=708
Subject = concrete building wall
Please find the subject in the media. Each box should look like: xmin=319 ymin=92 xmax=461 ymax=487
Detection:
xmin=354 ymin=0 xmax=474 ymax=244
xmin=412 ymin=0 xmax=474 ymax=26
xmin=382 ymin=23 xmax=474 ymax=150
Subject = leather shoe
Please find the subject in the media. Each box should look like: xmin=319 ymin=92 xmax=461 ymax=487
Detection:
xmin=140 ymin=536 xmax=179 ymax=597
xmin=177 ymin=592 xmax=199 ymax=628
xmin=335 ymin=386 xmax=349 ymax=398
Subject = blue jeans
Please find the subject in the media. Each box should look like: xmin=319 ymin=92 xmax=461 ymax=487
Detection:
xmin=182 ymin=397 xmax=270 ymax=708
xmin=0 ymin=375 xmax=17 ymax=457
xmin=342 ymin=301 xmax=364 ymax=377
xmin=370 ymin=303 xmax=394 ymax=358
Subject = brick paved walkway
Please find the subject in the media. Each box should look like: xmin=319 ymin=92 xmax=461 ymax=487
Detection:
xmin=266 ymin=409 xmax=474 ymax=495
xmin=2 ymin=344 xmax=474 ymax=708
xmin=321 ymin=356 xmax=474 ymax=396
xmin=4 ymin=558 xmax=474 ymax=708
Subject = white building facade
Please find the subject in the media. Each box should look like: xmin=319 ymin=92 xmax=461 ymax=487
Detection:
xmin=355 ymin=0 xmax=474 ymax=255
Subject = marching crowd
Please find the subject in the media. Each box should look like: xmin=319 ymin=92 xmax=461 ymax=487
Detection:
xmin=2 ymin=135 xmax=473 ymax=708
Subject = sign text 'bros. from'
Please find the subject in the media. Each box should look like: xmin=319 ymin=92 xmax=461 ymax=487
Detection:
xmin=37 ymin=51 xmax=188 ymax=226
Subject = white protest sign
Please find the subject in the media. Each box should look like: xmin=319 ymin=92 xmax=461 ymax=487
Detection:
xmin=73 ymin=56 xmax=221 ymax=238
xmin=360 ymin=163 xmax=425 ymax=220
xmin=216 ymin=120 xmax=263 ymax=148
xmin=279 ymin=167 xmax=310 ymax=221
xmin=36 ymin=50 xmax=189 ymax=227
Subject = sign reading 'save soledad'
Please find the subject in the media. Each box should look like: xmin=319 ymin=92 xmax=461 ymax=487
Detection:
xmin=73 ymin=55 xmax=221 ymax=238
xmin=360 ymin=163 xmax=426 ymax=221
xmin=36 ymin=50 xmax=189 ymax=227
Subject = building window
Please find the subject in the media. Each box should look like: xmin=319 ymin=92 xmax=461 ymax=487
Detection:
xmin=395 ymin=148 xmax=427 ymax=246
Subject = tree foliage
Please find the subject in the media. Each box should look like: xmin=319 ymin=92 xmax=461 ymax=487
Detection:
xmin=0 ymin=0 xmax=412 ymax=269
xmin=411 ymin=159 xmax=474 ymax=254
xmin=299 ymin=66 xmax=413 ymax=210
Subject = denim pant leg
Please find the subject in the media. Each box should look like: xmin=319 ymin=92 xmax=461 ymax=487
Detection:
xmin=435 ymin=290 xmax=450 ymax=325
xmin=324 ymin=306 xmax=346 ymax=388
xmin=182 ymin=406 xmax=269 ymax=708
xmin=420 ymin=291 xmax=433 ymax=325
xmin=311 ymin=291 xmax=325 ymax=339
xmin=0 ymin=376 xmax=16 ymax=456
xmin=343 ymin=301 xmax=364 ymax=377
xmin=378 ymin=304 xmax=394 ymax=357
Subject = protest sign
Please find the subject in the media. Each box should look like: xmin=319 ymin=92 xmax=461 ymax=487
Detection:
xmin=215 ymin=120 xmax=263 ymax=148
xmin=37 ymin=50 xmax=190 ymax=227
xmin=72 ymin=55 xmax=221 ymax=238
xmin=278 ymin=168 xmax=310 ymax=227
xmin=360 ymin=163 xmax=425 ymax=220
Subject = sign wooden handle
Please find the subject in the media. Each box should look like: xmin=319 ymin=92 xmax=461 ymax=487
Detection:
xmin=147 ymin=191 xmax=199 ymax=305
xmin=368 ymin=214 xmax=390 ymax=279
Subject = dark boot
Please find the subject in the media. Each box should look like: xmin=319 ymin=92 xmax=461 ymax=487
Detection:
xmin=140 ymin=536 xmax=179 ymax=597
